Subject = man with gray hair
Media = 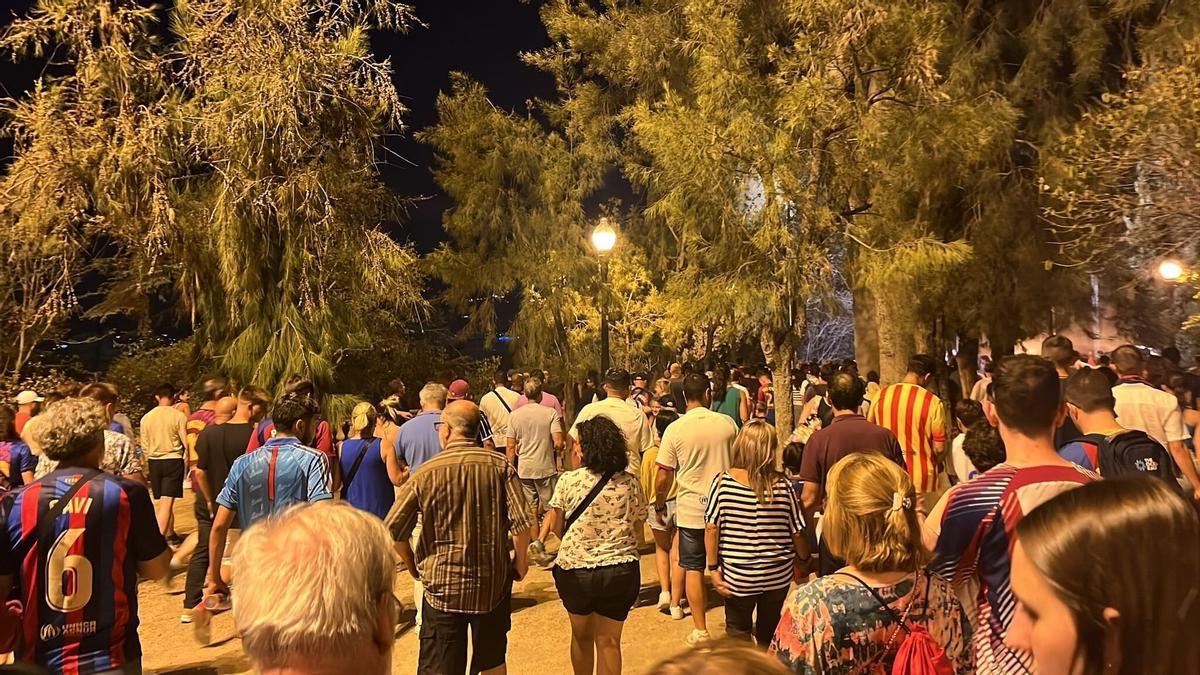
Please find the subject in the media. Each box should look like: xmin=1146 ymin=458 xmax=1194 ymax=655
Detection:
xmin=387 ymin=400 xmax=532 ymax=675
xmin=393 ymin=382 xmax=448 ymax=478
xmin=0 ymin=398 xmax=171 ymax=674
xmin=233 ymin=501 xmax=397 ymax=675
xmin=506 ymin=376 xmax=565 ymax=527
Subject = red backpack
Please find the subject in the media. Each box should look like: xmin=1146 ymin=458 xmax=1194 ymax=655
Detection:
xmin=838 ymin=572 xmax=955 ymax=675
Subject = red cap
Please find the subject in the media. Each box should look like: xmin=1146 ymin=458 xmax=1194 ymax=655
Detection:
xmin=448 ymin=379 xmax=471 ymax=400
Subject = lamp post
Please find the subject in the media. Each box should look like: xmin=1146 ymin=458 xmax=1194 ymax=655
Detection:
xmin=1158 ymin=260 xmax=1185 ymax=347
xmin=591 ymin=218 xmax=617 ymax=375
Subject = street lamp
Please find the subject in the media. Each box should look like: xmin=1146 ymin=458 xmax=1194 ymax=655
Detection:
xmin=591 ymin=218 xmax=617 ymax=374
xmin=1159 ymin=260 xmax=1184 ymax=282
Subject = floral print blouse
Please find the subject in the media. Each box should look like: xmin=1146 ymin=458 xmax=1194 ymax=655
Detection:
xmin=770 ymin=572 xmax=973 ymax=674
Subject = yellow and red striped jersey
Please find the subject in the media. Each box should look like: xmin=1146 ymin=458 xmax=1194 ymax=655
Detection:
xmin=867 ymin=382 xmax=947 ymax=492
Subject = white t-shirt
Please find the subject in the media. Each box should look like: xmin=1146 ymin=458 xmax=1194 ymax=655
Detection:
xmin=1113 ymin=381 xmax=1188 ymax=446
xmin=569 ymin=396 xmax=653 ymax=477
xmin=479 ymin=386 xmax=521 ymax=441
xmin=506 ymin=402 xmax=562 ymax=480
xmin=655 ymin=406 xmax=738 ymax=529
xmin=949 ymin=434 xmax=979 ymax=483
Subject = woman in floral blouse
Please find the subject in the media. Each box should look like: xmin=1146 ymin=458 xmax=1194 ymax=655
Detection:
xmin=539 ymin=415 xmax=647 ymax=675
xmin=770 ymin=452 xmax=972 ymax=674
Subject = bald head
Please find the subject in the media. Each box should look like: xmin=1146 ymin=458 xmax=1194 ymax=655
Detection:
xmin=441 ymin=400 xmax=480 ymax=443
xmin=214 ymin=396 xmax=238 ymax=424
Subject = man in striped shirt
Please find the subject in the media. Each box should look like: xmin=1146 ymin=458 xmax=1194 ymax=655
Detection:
xmin=867 ymin=354 xmax=947 ymax=508
xmin=924 ymin=355 xmax=1097 ymax=674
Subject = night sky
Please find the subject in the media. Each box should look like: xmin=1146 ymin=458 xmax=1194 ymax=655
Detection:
xmin=0 ymin=0 xmax=556 ymax=253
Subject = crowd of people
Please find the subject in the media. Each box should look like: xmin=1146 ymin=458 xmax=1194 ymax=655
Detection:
xmin=0 ymin=337 xmax=1195 ymax=674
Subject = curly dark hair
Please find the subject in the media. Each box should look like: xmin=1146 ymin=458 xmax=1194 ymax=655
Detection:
xmin=963 ymin=422 xmax=1006 ymax=474
xmin=577 ymin=416 xmax=628 ymax=474
xmin=272 ymin=392 xmax=320 ymax=432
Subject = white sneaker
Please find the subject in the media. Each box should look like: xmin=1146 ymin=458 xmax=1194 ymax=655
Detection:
xmin=657 ymin=591 xmax=671 ymax=611
xmin=670 ymin=605 xmax=685 ymax=620
xmin=179 ymin=612 xmax=193 ymax=625
xmin=685 ymin=629 xmax=711 ymax=647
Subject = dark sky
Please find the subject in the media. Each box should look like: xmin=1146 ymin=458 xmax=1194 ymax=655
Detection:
xmin=0 ymin=0 xmax=556 ymax=253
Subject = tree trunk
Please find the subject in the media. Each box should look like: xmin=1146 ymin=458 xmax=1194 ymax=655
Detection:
xmin=956 ymin=334 xmax=980 ymax=397
xmin=876 ymin=293 xmax=909 ymax=386
xmin=761 ymin=325 xmax=799 ymax=448
xmin=913 ymin=320 xmax=932 ymax=356
xmin=852 ymin=283 xmax=880 ymax=376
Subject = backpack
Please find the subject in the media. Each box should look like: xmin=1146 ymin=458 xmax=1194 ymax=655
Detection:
xmin=839 ymin=572 xmax=955 ymax=675
xmin=1096 ymin=430 xmax=1182 ymax=489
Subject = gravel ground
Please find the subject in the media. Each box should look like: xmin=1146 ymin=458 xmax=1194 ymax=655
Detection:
xmin=136 ymin=491 xmax=739 ymax=675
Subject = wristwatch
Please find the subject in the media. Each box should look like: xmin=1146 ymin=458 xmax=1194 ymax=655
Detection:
xmin=707 ymin=564 xmax=719 ymax=572
xmin=654 ymin=503 xmax=668 ymax=512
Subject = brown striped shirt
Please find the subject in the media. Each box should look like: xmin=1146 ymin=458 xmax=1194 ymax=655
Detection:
xmin=385 ymin=440 xmax=532 ymax=613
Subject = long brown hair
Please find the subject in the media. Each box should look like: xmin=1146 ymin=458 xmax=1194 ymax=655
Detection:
xmin=729 ymin=420 xmax=782 ymax=503
xmin=1016 ymin=477 xmax=1200 ymax=675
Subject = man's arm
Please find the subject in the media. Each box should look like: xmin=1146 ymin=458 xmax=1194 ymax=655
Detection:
xmin=506 ymin=438 xmax=518 ymax=465
xmin=138 ymin=548 xmax=172 ymax=580
xmin=800 ymin=481 xmax=822 ymax=512
xmin=205 ymin=506 xmax=236 ymax=594
xmin=396 ymin=539 xmax=419 ymax=582
xmin=382 ymin=441 xmax=405 ymax=486
xmin=1167 ymin=440 xmax=1200 ymax=502
xmin=192 ymin=467 xmax=214 ymax=513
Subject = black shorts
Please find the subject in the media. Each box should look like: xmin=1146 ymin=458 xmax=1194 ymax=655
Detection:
xmin=418 ymin=591 xmax=511 ymax=675
xmin=678 ymin=526 xmax=706 ymax=571
xmin=553 ymin=561 xmax=641 ymax=621
xmin=148 ymin=458 xmax=185 ymax=499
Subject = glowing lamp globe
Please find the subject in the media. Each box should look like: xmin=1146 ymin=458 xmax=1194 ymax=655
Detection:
xmin=1159 ymin=260 xmax=1184 ymax=282
xmin=591 ymin=219 xmax=617 ymax=254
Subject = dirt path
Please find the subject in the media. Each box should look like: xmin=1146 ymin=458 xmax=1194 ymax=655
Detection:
xmin=138 ymin=492 xmax=736 ymax=674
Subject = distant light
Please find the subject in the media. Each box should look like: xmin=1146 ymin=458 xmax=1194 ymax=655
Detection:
xmin=497 ymin=335 xmax=513 ymax=343
xmin=1159 ymin=260 xmax=1184 ymax=282
xmin=591 ymin=218 xmax=617 ymax=254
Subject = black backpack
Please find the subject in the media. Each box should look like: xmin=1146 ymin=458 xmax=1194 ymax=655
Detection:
xmin=1097 ymin=430 xmax=1182 ymax=490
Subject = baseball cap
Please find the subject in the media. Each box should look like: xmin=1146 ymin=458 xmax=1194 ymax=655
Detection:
xmin=15 ymin=391 xmax=43 ymax=406
xmin=448 ymin=379 xmax=471 ymax=401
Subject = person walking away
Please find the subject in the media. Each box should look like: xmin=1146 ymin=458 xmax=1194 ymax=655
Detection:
xmin=948 ymin=398 xmax=987 ymax=483
xmin=386 ymin=401 xmax=532 ymax=675
xmin=375 ymin=395 xmax=406 ymax=459
xmin=340 ymin=402 xmax=404 ymax=519
xmin=1109 ymin=344 xmax=1200 ymax=500
xmin=447 ymin=379 xmax=498 ymax=451
xmin=705 ymin=421 xmax=807 ymax=645
xmin=172 ymin=387 xmax=191 ymax=417
xmin=0 ymin=398 xmax=171 ymax=674
xmin=245 ymin=378 xmax=339 ymax=490
xmin=628 ymin=373 xmax=652 ymax=416
xmin=538 ymin=417 xmax=646 ymax=675
xmin=570 ymin=369 xmax=653 ymax=478
xmin=640 ymin=410 xmax=683 ymax=616
xmin=1057 ymin=369 xmax=1181 ymax=491
xmin=654 ymin=373 xmax=738 ymax=646
xmin=924 ymin=355 xmax=1097 ymax=674
xmin=0 ymin=406 xmax=35 ymax=490
xmin=185 ymin=386 xmax=270 ymax=626
xmin=867 ymin=354 xmax=947 ymax=511
xmin=12 ymin=390 xmax=41 ymax=437
xmin=770 ymin=452 xmax=972 ymax=674
xmin=204 ymin=393 xmax=333 ymax=602
xmin=755 ymin=369 xmax=775 ymax=424
xmin=36 ymin=383 xmax=145 ymax=484
xmin=516 ymin=369 xmax=566 ymax=420
xmin=186 ymin=378 xmax=230 ymax=469
xmin=394 ymin=383 xmax=448 ymax=479
xmin=796 ymin=372 xmax=905 ymax=577
xmin=710 ymin=367 xmax=749 ymax=428
xmin=1041 ymin=335 xmax=1083 ymax=448
xmin=232 ymin=502 xmax=398 ymax=675
xmin=480 ymin=369 xmax=522 ymax=451
xmin=507 ymin=377 xmax=565 ymax=528
xmin=1007 ymin=477 xmax=1200 ymax=675
xmin=139 ymin=384 xmax=190 ymax=538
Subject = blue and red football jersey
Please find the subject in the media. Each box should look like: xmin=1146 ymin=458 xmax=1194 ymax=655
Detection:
xmin=0 ymin=469 xmax=167 ymax=674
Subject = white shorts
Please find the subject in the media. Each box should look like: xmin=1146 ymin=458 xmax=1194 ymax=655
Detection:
xmin=647 ymin=501 xmax=677 ymax=532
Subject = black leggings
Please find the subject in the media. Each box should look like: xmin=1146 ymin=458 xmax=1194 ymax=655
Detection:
xmin=724 ymin=587 xmax=789 ymax=645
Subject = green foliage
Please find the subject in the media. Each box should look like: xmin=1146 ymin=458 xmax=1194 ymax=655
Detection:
xmin=1 ymin=0 xmax=426 ymax=393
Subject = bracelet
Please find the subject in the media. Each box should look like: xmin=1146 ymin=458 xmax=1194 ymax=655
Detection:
xmin=707 ymin=564 xmax=719 ymax=572
xmin=654 ymin=503 xmax=667 ymax=512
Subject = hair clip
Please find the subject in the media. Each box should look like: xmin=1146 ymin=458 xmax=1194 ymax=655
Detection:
xmin=889 ymin=492 xmax=913 ymax=513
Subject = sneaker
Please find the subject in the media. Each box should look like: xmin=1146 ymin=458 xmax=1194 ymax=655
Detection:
xmin=685 ymin=629 xmax=710 ymax=647
xmin=657 ymin=591 xmax=671 ymax=611
xmin=669 ymin=605 xmax=685 ymax=621
xmin=179 ymin=612 xmax=193 ymax=624
xmin=192 ymin=604 xmax=212 ymax=646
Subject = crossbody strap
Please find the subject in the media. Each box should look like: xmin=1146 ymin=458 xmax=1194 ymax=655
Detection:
xmin=564 ymin=471 xmax=615 ymax=533
xmin=836 ymin=571 xmax=920 ymax=657
xmin=341 ymin=440 xmax=372 ymax=493
xmin=491 ymin=390 xmax=513 ymax=414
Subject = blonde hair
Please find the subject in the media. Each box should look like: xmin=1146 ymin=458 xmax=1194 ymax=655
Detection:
xmin=649 ymin=639 xmax=791 ymax=674
xmin=233 ymin=502 xmax=396 ymax=671
xmin=30 ymin=398 xmax=108 ymax=461
xmin=349 ymin=402 xmax=377 ymax=438
xmin=822 ymin=452 xmax=926 ymax=573
xmin=730 ymin=420 xmax=782 ymax=503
